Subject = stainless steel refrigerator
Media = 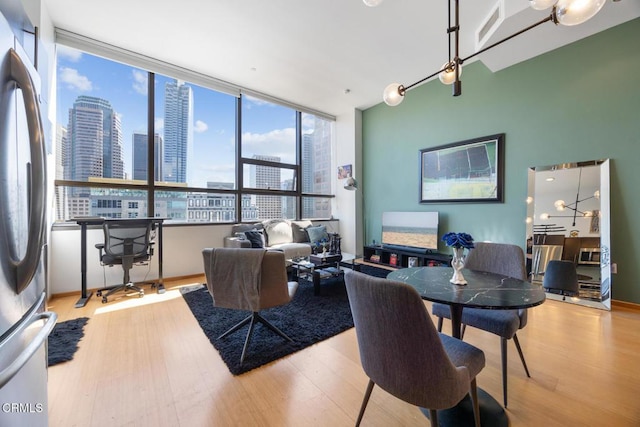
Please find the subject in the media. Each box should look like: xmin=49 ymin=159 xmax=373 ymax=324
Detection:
xmin=0 ymin=9 xmax=57 ymax=426
xmin=530 ymin=234 xmax=565 ymax=285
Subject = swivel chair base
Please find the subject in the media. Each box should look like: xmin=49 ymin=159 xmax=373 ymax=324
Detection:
xmin=219 ymin=312 xmax=294 ymax=365
xmin=96 ymin=282 xmax=144 ymax=303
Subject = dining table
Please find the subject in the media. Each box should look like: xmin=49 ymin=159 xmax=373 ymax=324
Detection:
xmin=386 ymin=266 xmax=546 ymax=427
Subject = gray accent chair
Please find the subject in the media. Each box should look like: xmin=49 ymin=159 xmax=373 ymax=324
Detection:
xmin=345 ymin=270 xmax=485 ymax=427
xmin=432 ymin=242 xmax=530 ymax=408
xmin=543 ymin=260 xmax=579 ymax=299
xmin=202 ymin=248 xmax=299 ymax=364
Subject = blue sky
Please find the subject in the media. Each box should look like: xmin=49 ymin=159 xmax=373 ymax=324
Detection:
xmin=56 ymin=45 xmax=300 ymax=187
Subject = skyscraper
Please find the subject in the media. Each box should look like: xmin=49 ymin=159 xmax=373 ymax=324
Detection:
xmin=251 ymin=154 xmax=282 ymax=219
xmin=133 ymin=132 xmax=163 ymax=181
xmin=163 ymin=80 xmax=193 ymax=183
xmin=64 ymin=95 xmax=124 ymax=182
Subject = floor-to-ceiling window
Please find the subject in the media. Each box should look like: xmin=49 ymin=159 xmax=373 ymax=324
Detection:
xmin=54 ymin=45 xmax=334 ymax=223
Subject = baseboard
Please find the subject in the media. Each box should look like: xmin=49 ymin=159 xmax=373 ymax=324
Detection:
xmin=612 ymin=299 xmax=640 ymax=311
xmin=49 ymin=273 xmax=205 ymax=298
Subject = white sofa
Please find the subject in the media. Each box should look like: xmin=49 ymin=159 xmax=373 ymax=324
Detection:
xmin=224 ymin=219 xmax=331 ymax=263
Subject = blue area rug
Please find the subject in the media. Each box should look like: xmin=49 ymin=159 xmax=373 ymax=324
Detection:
xmin=181 ymin=264 xmax=390 ymax=375
xmin=48 ymin=317 xmax=89 ymax=366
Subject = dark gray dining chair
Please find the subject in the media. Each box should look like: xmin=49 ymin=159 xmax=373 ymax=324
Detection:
xmin=432 ymin=241 xmax=530 ymax=408
xmin=345 ymin=270 xmax=485 ymax=427
xmin=543 ymin=260 xmax=579 ymax=299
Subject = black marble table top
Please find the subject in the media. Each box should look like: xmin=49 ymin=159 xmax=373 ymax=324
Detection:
xmin=387 ymin=266 xmax=546 ymax=310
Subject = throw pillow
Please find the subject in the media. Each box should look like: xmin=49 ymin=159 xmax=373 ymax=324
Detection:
xmin=306 ymin=225 xmax=329 ymax=245
xmin=262 ymin=219 xmax=293 ymax=246
xmin=244 ymin=230 xmax=265 ymax=248
xmin=291 ymin=220 xmax=313 ymax=243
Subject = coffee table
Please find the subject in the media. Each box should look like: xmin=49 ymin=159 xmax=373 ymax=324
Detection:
xmin=289 ymin=253 xmax=357 ymax=296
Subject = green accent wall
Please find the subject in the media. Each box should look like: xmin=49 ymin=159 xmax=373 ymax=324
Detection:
xmin=362 ymin=18 xmax=640 ymax=304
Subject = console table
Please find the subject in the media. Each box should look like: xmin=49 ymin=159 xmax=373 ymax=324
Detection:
xmin=363 ymin=245 xmax=451 ymax=269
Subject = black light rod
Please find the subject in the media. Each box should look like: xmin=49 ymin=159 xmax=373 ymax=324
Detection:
xmin=461 ymin=13 xmax=554 ymax=64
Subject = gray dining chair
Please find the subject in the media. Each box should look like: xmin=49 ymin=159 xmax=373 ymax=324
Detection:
xmin=345 ymin=270 xmax=485 ymax=427
xmin=432 ymin=241 xmax=530 ymax=408
xmin=543 ymin=260 xmax=579 ymax=299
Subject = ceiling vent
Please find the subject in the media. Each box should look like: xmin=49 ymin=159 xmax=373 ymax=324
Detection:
xmin=476 ymin=0 xmax=505 ymax=51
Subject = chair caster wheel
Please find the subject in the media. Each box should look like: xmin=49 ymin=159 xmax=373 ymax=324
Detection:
xmin=139 ymin=292 xmax=144 ymax=298
xmin=96 ymin=290 xmax=102 ymax=296
xmin=102 ymin=297 xmax=108 ymax=303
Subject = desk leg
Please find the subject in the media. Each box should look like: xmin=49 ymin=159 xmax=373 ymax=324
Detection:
xmin=74 ymin=222 xmax=93 ymax=308
xmin=156 ymin=222 xmax=165 ymax=294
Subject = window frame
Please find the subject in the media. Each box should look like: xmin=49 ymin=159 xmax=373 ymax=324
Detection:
xmin=53 ymin=46 xmax=335 ymax=224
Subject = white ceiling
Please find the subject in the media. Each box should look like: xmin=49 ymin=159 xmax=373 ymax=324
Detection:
xmin=43 ymin=0 xmax=639 ymax=117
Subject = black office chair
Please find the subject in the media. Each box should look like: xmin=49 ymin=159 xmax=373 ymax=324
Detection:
xmin=95 ymin=220 xmax=154 ymax=303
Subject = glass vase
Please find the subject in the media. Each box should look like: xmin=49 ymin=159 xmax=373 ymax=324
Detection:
xmin=450 ymin=247 xmax=467 ymax=285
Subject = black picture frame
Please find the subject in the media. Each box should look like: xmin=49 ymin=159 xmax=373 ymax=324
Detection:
xmin=419 ymin=133 xmax=505 ymax=203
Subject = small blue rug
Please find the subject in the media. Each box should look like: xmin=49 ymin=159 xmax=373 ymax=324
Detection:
xmin=48 ymin=317 xmax=89 ymax=366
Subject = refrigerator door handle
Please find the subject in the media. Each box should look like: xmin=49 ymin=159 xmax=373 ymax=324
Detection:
xmin=0 ymin=310 xmax=57 ymax=389
xmin=3 ymin=48 xmax=47 ymax=294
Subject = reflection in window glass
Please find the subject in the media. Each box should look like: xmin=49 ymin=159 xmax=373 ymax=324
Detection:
xmin=302 ymin=197 xmax=332 ymax=220
xmin=241 ymin=96 xmax=296 ymax=163
xmin=301 ymin=113 xmax=333 ymax=219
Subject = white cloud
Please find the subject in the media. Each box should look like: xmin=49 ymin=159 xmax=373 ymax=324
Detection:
xmin=59 ymin=67 xmax=93 ymax=91
xmin=194 ymin=120 xmax=208 ymax=133
xmin=241 ymin=128 xmax=296 ymax=163
xmin=57 ymin=45 xmax=83 ymax=62
xmin=132 ymin=70 xmax=147 ymax=95
xmin=155 ymin=118 xmax=164 ymax=133
xmin=243 ymin=95 xmax=273 ymax=109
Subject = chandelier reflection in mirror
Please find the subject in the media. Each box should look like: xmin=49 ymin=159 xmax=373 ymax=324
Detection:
xmin=364 ymin=0 xmax=608 ymax=106
xmin=539 ymin=167 xmax=601 ymax=226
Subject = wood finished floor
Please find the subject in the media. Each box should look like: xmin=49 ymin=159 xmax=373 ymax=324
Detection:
xmin=47 ymin=275 xmax=640 ymax=427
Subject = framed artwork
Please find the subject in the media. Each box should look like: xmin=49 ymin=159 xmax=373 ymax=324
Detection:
xmin=338 ymin=164 xmax=352 ymax=179
xmin=419 ymin=133 xmax=505 ymax=203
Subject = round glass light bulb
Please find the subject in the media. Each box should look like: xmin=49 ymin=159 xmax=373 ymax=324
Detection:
xmin=363 ymin=0 xmax=384 ymax=7
xmin=555 ymin=0 xmax=606 ymax=26
xmin=583 ymin=210 xmax=593 ymax=217
xmin=383 ymin=83 xmax=405 ymax=106
xmin=525 ymin=216 xmax=533 ymax=224
xmin=526 ymin=196 xmax=534 ymax=204
xmin=554 ymin=199 xmax=566 ymax=210
xmin=540 ymin=213 xmax=551 ymax=220
xmin=438 ymin=61 xmax=462 ymax=85
xmin=529 ymin=0 xmax=557 ymax=10
xmin=594 ymin=190 xmax=600 ymax=199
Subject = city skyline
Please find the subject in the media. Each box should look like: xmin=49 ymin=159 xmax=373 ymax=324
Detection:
xmin=56 ymin=45 xmax=306 ymax=188
xmin=55 ymin=45 xmax=334 ymax=221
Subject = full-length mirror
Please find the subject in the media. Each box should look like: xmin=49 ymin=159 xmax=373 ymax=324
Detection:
xmin=526 ymin=159 xmax=611 ymax=310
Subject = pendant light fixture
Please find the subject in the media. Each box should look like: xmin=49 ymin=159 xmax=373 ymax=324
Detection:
xmin=364 ymin=0 xmax=609 ymax=106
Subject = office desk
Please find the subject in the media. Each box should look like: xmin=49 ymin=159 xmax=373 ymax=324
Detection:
xmin=72 ymin=217 xmax=166 ymax=308
xmin=387 ymin=266 xmax=546 ymax=427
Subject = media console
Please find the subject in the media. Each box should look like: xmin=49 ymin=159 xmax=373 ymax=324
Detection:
xmin=363 ymin=245 xmax=451 ymax=269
